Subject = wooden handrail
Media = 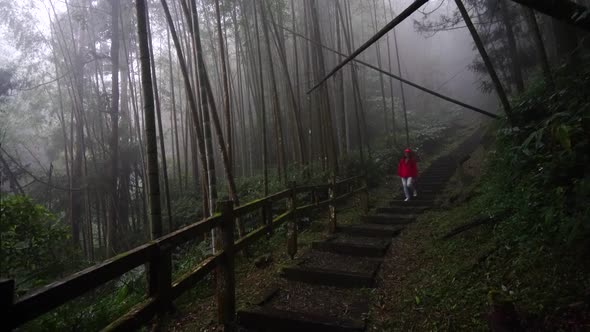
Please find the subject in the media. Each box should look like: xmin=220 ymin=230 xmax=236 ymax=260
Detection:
xmin=4 ymin=175 xmax=367 ymax=331
xmin=9 ymin=242 xmax=156 ymax=328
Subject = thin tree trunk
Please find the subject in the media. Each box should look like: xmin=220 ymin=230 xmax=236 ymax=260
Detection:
xmin=146 ymin=15 xmax=174 ymax=233
xmin=107 ymin=0 xmax=120 ymax=256
xmin=500 ymin=0 xmax=525 ymax=93
xmin=523 ymin=8 xmax=553 ymax=88
xmin=136 ymin=0 xmax=163 ymax=239
xmin=214 ymin=0 xmax=233 ymax=173
xmin=266 ymin=1 xmax=306 ymax=166
xmin=253 ymin=1 xmax=269 ymax=195
xmin=372 ymin=0 xmax=390 ymax=135
xmin=167 ymin=28 xmax=184 ymax=192
xmin=260 ymin=1 xmax=288 ymax=184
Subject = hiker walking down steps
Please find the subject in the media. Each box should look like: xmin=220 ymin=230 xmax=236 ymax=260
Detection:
xmin=397 ymin=148 xmax=418 ymax=201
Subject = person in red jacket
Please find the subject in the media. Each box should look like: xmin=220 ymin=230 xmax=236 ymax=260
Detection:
xmin=397 ymin=148 xmax=418 ymax=201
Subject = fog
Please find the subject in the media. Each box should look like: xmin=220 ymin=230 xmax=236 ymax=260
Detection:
xmin=0 ymin=0 xmax=548 ymax=297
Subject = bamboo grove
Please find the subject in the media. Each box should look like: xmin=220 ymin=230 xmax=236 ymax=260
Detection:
xmin=1 ymin=0 xmax=418 ymax=261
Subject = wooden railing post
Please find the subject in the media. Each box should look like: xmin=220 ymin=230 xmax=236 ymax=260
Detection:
xmin=360 ymin=176 xmax=369 ymax=214
xmin=287 ymin=181 xmax=298 ymax=259
xmin=1 ymin=279 xmax=15 ymax=328
xmin=216 ymin=200 xmax=236 ymax=330
xmin=148 ymin=244 xmax=172 ymax=315
xmin=264 ymin=199 xmax=273 ymax=237
xmin=328 ymin=177 xmax=337 ymax=233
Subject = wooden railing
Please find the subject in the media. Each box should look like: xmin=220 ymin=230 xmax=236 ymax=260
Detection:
xmin=2 ymin=175 xmax=368 ymax=331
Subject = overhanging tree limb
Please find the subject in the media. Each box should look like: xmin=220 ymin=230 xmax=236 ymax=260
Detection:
xmin=276 ymin=23 xmax=500 ymax=119
xmin=307 ymin=0 xmax=428 ymax=94
xmin=510 ymin=0 xmax=590 ymax=31
xmin=454 ymin=0 xmax=512 ymax=121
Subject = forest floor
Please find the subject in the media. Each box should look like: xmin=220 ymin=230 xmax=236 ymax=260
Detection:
xmin=369 ymin=138 xmax=590 ymax=331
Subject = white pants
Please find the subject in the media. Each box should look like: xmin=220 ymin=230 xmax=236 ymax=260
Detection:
xmin=401 ymin=177 xmax=416 ymax=199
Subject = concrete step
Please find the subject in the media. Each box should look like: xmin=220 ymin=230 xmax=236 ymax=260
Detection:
xmin=238 ymin=306 xmax=365 ymax=332
xmin=281 ymin=266 xmax=377 ymax=288
xmin=312 ymin=236 xmax=390 ymax=257
xmin=336 ymin=224 xmax=403 ymax=238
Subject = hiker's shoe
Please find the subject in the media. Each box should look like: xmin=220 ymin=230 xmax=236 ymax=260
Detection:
xmin=413 ymin=191 xmax=418 ymax=197
xmin=404 ymin=197 xmax=409 ymax=202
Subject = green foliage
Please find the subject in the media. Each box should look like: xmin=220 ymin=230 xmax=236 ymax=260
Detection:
xmin=0 ymin=195 xmax=77 ymax=293
xmin=493 ymin=56 xmax=590 ymax=242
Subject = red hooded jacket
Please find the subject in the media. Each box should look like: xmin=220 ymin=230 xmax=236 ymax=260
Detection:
xmin=397 ymin=155 xmax=418 ymax=178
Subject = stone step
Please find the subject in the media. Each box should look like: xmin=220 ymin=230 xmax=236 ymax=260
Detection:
xmin=389 ymin=199 xmax=435 ymax=207
xmin=281 ymin=266 xmax=376 ymax=288
xmin=336 ymin=224 xmax=403 ymax=238
xmin=312 ymin=236 xmax=390 ymax=257
xmin=362 ymin=214 xmax=415 ymax=225
xmin=376 ymin=206 xmax=428 ymax=214
xmin=418 ymin=176 xmax=452 ymax=182
xmin=238 ymin=306 xmax=365 ymax=332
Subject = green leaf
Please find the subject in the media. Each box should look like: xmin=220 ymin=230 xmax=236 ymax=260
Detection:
xmin=553 ymin=124 xmax=571 ymax=151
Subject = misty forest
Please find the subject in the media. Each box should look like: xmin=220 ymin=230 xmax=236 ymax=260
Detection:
xmin=1 ymin=0 xmax=589 ymax=330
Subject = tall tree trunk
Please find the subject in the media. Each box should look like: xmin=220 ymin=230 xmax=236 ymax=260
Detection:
xmin=167 ymin=28 xmax=184 ymax=192
xmin=523 ymin=8 xmax=553 ymax=87
xmin=372 ymin=0 xmax=390 ymax=135
xmin=260 ymin=1 xmax=288 ymax=184
xmin=253 ymin=0 xmax=269 ymax=195
xmin=107 ymin=0 xmax=120 ymax=257
xmin=384 ymin=0 xmax=397 ymax=144
xmin=136 ymin=0 xmax=163 ymax=239
xmin=266 ymin=1 xmax=307 ymax=167
xmin=335 ymin=1 xmax=347 ymax=157
xmin=392 ymin=26 xmax=409 ymax=146
xmin=309 ymin=0 xmax=339 ymax=174
xmin=214 ymin=0 xmax=233 ymax=173
xmin=146 ymin=12 xmax=174 ymax=233
xmin=190 ymin=0 xmax=244 ymax=237
xmin=500 ymin=0 xmax=525 ymax=94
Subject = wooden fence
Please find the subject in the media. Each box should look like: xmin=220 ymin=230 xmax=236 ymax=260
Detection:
xmin=1 ymin=175 xmax=368 ymax=331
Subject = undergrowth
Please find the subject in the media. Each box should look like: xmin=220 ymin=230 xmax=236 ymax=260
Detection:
xmin=372 ymin=56 xmax=590 ymax=331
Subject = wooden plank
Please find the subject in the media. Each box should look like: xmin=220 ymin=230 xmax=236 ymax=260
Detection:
xmin=272 ymin=210 xmax=293 ymax=228
xmin=334 ymin=190 xmax=354 ymax=203
xmin=295 ymin=202 xmax=314 ymax=213
xmin=171 ymin=255 xmax=220 ymax=300
xmin=10 ymin=242 xmax=155 ymax=328
xmin=265 ymin=188 xmax=291 ymax=201
xmin=336 ymin=175 xmax=360 ymax=185
xmin=234 ymin=224 xmax=270 ymax=252
xmin=234 ymin=198 xmax=265 ymax=216
xmin=158 ymin=214 xmax=221 ymax=249
xmin=101 ymin=298 xmax=158 ymax=332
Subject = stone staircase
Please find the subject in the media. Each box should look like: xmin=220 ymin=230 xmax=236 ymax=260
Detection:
xmin=236 ymin=131 xmax=483 ymax=331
